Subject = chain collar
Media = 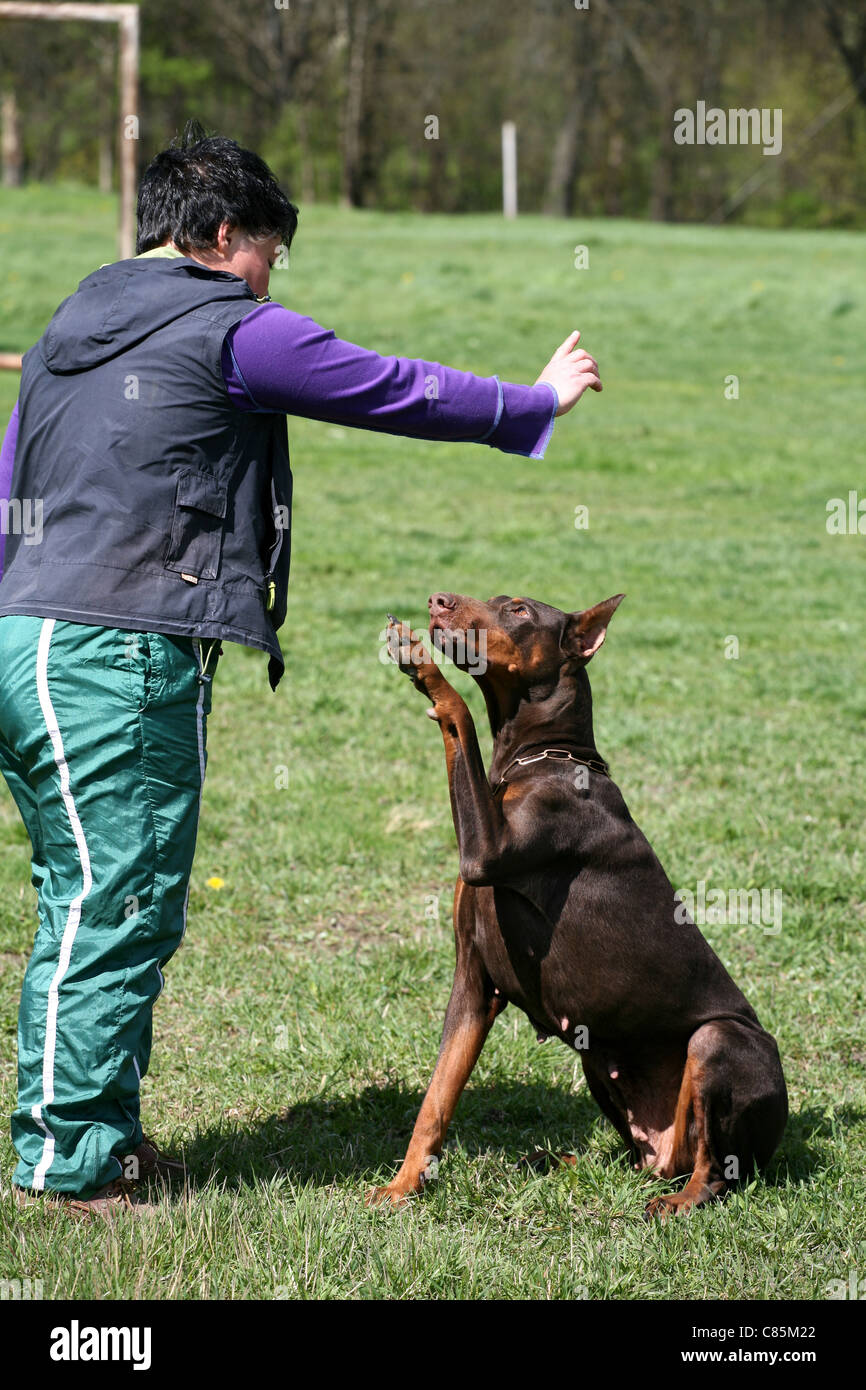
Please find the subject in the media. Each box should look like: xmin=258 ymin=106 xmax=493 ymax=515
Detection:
xmin=493 ymin=747 xmax=609 ymax=790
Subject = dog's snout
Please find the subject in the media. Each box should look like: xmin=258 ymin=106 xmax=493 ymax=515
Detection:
xmin=429 ymin=592 xmax=457 ymax=614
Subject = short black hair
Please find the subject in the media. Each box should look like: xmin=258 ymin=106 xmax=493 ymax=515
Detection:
xmin=136 ymin=120 xmax=299 ymax=256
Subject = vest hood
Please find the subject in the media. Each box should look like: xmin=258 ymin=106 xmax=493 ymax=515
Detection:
xmin=42 ymin=256 xmax=257 ymax=374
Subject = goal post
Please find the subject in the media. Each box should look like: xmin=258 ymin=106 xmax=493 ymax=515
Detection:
xmin=0 ymin=2 xmax=140 ymax=371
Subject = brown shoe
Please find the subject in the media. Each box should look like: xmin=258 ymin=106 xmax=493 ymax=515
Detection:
xmin=119 ymin=1135 xmax=186 ymax=1183
xmin=66 ymin=1176 xmax=160 ymax=1220
xmin=14 ymin=1177 xmax=160 ymax=1220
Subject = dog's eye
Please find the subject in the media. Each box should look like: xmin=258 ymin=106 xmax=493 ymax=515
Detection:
xmin=512 ymin=604 xmax=528 ymax=616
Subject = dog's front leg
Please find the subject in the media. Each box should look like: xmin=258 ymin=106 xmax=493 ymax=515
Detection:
xmin=366 ymin=887 xmax=504 ymax=1207
xmin=386 ymin=618 xmax=506 ymax=882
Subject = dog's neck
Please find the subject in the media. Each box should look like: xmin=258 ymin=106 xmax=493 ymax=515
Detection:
xmin=479 ymin=666 xmax=600 ymax=776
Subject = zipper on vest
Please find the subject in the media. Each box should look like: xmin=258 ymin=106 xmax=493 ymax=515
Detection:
xmin=265 ymin=478 xmax=285 ymax=613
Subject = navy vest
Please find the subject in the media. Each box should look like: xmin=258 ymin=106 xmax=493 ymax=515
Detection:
xmin=0 ymin=257 xmax=293 ymax=689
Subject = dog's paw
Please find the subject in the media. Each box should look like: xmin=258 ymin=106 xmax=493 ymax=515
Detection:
xmin=644 ymin=1182 xmax=724 ymax=1221
xmin=364 ymin=1182 xmax=415 ymax=1209
xmin=385 ymin=617 xmax=437 ymax=683
xmin=644 ymin=1193 xmax=690 ymax=1221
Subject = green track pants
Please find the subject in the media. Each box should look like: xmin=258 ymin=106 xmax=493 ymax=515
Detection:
xmin=0 ymin=617 xmax=217 ymax=1198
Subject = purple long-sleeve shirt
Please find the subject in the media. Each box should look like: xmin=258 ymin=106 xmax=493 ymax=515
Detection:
xmin=0 ymin=303 xmax=558 ymax=579
xmin=0 ymin=400 xmax=17 ymax=580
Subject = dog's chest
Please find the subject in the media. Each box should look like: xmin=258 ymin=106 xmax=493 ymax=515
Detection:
xmin=467 ymin=878 xmax=586 ymax=1036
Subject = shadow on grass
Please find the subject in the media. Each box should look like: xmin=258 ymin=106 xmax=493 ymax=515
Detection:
xmin=170 ymin=1087 xmax=844 ymax=1197
xmin=173 ymin=1080 xmax=607 ymax=1191
xmin=767 ymin=1103 xmax=861 ymax=1188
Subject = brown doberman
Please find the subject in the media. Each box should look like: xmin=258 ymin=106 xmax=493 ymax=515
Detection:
xmin=368 ymin=592 xmax=787 ymax=1217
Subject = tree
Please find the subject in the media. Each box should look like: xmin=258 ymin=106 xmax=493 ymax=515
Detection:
xmin=821 ymin=0 xmax=866 ymax=110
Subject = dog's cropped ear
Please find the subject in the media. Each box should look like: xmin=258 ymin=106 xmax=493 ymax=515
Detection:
xmin=562 ymin=594 xmax=625 ymax=663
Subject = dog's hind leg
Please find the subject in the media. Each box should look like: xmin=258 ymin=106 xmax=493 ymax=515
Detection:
xmin=645 ymin=1019 xmax=788 ymax=1219
xmin=367 ymin=884 xmax=505 ymax=1207
xmin=581 ymin=1057 xmax=644 ymax=1167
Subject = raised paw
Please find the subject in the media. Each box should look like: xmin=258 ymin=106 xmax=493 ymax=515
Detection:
xmin=385 ymin=616 xmax=439 ymax=686
xmin=385 ymin=616 xmax=461 ymax=715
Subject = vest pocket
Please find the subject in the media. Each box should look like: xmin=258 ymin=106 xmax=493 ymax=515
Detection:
xmin=164 ymin=470 xmax=227 ymax=582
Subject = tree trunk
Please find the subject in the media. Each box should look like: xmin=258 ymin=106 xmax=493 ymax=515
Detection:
xmin=294 ymin=103 xmax=315 ymax=204
xmin=822 ymin=2 xmax=866 ymax=112
xmin=543 ymin=92 xmax=585 ymax=217
xmin=98 ymin=134 xmax=113 ymax=194
xmin=340 ymin=0 xmax=371 ymax=207
xmin=1 ymin=89 xmax=22 ymax=188
xmin=426 ymin=133 xmax=447 ymax=213
xmin=604 ymin=129 xmax=623 ymax=217
xmin=649 ymin=99 xmax=675 ymax=222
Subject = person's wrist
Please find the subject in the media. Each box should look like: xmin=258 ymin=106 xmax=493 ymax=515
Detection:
xmin=537 ymin=379 xmax=562 ymax=416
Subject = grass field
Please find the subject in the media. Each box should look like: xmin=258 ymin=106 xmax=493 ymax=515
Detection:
xmin=0 ymin=184 xmax=864 ymax=1301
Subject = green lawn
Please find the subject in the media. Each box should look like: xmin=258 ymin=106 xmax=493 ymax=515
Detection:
xmin=0 ymin=185 xmax=864 ymax=1300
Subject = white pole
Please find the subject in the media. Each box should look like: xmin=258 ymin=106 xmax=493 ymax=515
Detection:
xmin=118 ymin=6 xmax=139 ymax=259
xmin=502 ymin=121 xmax=517 ymax=219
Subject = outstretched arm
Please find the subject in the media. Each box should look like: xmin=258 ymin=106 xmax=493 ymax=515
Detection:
xmin=222 ymin=305 xmax=600 ymax=459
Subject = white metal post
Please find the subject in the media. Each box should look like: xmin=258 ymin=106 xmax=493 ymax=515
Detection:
xmin=502 ymin=120 xmax=517 ymax=219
